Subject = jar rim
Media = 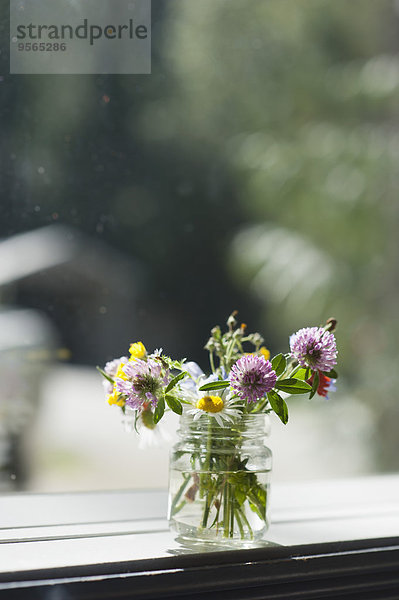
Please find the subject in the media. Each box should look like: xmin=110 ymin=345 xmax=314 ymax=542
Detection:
xmin=178 ymin=411 xmax=271 ymax=436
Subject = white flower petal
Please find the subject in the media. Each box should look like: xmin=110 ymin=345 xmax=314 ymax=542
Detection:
xmin=184 ymin=361 xmax=205 ymax=379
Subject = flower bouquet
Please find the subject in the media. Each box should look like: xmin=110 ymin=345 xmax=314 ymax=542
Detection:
xmin=98 ymin=312 xmax=338 ymax=544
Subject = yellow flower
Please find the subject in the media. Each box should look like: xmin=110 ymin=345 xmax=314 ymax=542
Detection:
xmin=259 ymin=346 xmax=270 ymax=361
xmin=115 ymin=362 xmax=127 ymax=380
xmin=196 ymin=395 xmax=224 ymax=413
xmin=107 ymin=388 xmax=119 ymax=405
xmin=108 ymin=387 xmax=126 ymax=407
xmin=129 ymin=341 xmax=147 ymax=361
xmin=245 ymin=346 xmax=270 ymax=361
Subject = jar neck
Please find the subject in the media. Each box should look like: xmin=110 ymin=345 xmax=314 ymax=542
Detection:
xmin=177 ymin=412 xmax=269 ymax=443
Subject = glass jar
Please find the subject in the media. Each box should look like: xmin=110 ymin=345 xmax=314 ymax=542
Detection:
xmin=168 ymin=413 xmax=272 ymax=545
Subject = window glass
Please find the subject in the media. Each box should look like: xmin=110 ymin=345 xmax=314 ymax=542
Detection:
xmin=1 ymin=0 xmax=398 ymax=493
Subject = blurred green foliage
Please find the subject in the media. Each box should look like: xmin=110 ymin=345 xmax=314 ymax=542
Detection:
xmin=157 ymin=0 xmax=399 ymax=468
xmin=0 ymin=3 xmax=253 ymax=360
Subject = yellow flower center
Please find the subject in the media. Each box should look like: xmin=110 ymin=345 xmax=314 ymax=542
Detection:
xmin=129 ymin=341 xmax=147 ymax=360
xmin=196 ymin=395 xmax=224 ymax=413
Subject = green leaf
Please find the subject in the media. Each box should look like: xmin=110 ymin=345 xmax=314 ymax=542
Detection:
xmin=253 ymin=485 xmax=267 ymax=508
xmin=161 ymin=356 xmax=187 ymax=371
xmin=274 ymin=378 xmax=312 ymax=394
xmin=290 ymin=367 xmax=308 ymax=381
xmin=198 ymin=380 xmax=230 ymax=391
xmin=271 ymin=353 xmax=286 ymax=377
xmin=309 ymin=371 xmax=319 ymax=399
xmin=165 ymin=371 xmax=187 ymax=394
xmin=323 ymin=368 xmax=338 ymax=379
xmin=165 ymin=394 xmax=183 ymax=415
xmin=249 ymin=501 xmax=264 ymax=519
xmin=234 ymin=489 xmax=247 ymax=507
xmin=153 ymin=396 xmax=165 ymax=424
xmin=248 ymin=487 xmax=267 ymax=518
xmin=267 ymin=390 xmax=289 ymax=424
xmin=179 ymin=398 xmax=193 ymax=405
xmin=96 ymin=366 xmax=114 ymax=385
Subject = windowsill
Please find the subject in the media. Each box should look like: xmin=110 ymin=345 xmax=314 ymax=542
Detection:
xmin=1 ymin=475 xmax=399 ymax=598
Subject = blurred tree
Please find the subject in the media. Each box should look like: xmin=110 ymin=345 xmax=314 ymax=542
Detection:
xmin=0 ymin=3 xmax=256 ymax=366
xmin=157 ymin=0 xmax=399 ymax=469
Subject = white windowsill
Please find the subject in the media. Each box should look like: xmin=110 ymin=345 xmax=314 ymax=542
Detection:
xmin=1 ymin=475 xmax=399 ymax=575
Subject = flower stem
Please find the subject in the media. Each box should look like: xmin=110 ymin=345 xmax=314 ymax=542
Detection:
xmin=201 ymin=420 xmax=213 ymax=528
xmin=170 ymin=473 xmax=190 ymax=517
xmin=229 ymin=488 xmax=235 ymax=537
xmin=209 ymin=351 xmax=216 ymax=374
xmin=225 ymin=338 xmax=236 ymax=365
xmin=236 ymin=504 xmax=253 ymax=540
xmin=234 ymin=506 xmax=245 ymax=538
xmin=223 ymin=483 xmax=230 ymax=537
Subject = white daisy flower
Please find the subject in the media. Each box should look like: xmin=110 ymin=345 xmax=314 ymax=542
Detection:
xmin=137 ymin=418 xmax=172 ymax=449
xmin=186 ymin=393 xmax=243 ymax=427
xmin=181 ymin=362 xmax=243 ymax=426
xmin=122 ymin=406 xmax=171 ymax=448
